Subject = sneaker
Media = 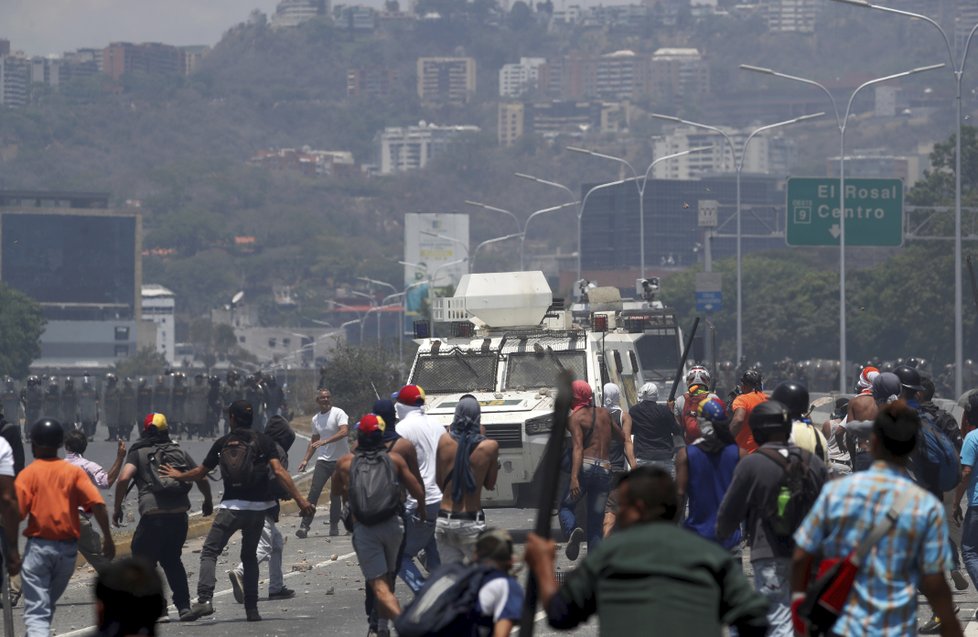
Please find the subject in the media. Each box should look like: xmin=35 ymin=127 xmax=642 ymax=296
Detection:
xmin=177 ymin=608 xmax=193 ymax=622
xmin=952 ymin=569 xmax=969 ymax=590
xmin=181 ymin=601 xmax=214 ymax=622
xmin=295 ymin=527 xmax=308 ymax=539
xmin=228 ymin=570 xmax=245 ymax=604
xmin=377 ymin=629 xmax=390 ymax=637
xmin=919 ymin=606 xmax=960 ymax=634
xmin=268 ymin=587 xmax=296 ymax=600
xmin=565 ymin=527 xmax=585 ymax=561
xmin=246 ymin=607 xmax=262 ymax=622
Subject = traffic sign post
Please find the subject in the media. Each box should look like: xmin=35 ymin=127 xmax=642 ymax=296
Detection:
xmin=786 ymin=177 xmax=904 ymax=247
xmin=695 ymin=272 xmax=722 ymax=313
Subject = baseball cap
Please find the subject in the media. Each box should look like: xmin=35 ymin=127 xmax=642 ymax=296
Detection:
xmin=396 ymin=385 xmax=426 ymax=406
xmin=357 ymin=413 xmax=386 ymax=447
xmin=143 ymin=413 xmax=168 ymax=432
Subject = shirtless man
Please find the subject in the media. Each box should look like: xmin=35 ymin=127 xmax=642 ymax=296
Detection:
xmin=559 ymin=380 xmax=623 ymax=560
xmin=434 ymin=395 xmax=500 ymax=563
xmin=847 ymin=366 xmax=880 ymax=423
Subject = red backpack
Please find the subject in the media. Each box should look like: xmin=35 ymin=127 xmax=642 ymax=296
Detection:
xmin=682 ymin=391 xmax=710 ymax=444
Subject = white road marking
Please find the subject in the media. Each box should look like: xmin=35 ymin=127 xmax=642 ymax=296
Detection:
xmin=56 ymin=551 xmax=358 ymax=637
xmin=966 ymin=619 xmax=978 ymax=636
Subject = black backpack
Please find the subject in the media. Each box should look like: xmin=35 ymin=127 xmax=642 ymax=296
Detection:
xmin=349 ymin=448 xmax=401 ymax=525
xmin=395 ymin=562 xmax=503 ymax=637
xmin=139 ymin=442 xmax=193 ymax=495
xmin=219 ymin=431 xmax=265 ymax=489
xmin=758 ymin=447 xmax=819 ymax=544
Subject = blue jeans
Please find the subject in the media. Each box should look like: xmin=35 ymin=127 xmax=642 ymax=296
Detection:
xmin=960 ymin=506 xmax=978 ymax=589
xmin=398 ymin=502 xmax=441 ymax=593
xmin=22 ymin=538 xmax=78 ymax=637
xmin=558 ymin=463 xmax=612 ymax=553
xmin=752 ymin=557 xmax=792 ymax=637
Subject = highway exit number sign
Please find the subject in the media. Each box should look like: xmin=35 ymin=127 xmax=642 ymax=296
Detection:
xmin=786 ymin=177 xmax=904 ymax=247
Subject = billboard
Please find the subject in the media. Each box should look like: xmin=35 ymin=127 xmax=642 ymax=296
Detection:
xmin=403 ymin=213 xmax=469 ymax=328
xmin=0 ymin=210 xmax=138 ymax=310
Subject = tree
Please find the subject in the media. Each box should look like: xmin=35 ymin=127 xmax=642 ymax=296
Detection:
xmin=113 ymin=347 xmax=169 ymax=379
xmin=0 ymin=284 xmax=45 ymax=378
xmin=907 ymin=126 xmax=978 ymax=207
xmin=510 ymin=1 xmax=532 ymax=29
xmin=320 ymin=344 xmax=401 ymax=419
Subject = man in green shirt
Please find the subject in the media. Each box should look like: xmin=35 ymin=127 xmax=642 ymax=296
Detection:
xmin=525 ymin=465 xmax=768 ymax=636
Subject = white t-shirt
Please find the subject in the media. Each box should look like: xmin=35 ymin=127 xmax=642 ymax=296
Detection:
xmin=0 ymin=437 xmax=12 ymax=477
xmin=395 ymin=406 xmax=443 ymax=508
xmin=312 ymin=407 xmax=350 ymax=462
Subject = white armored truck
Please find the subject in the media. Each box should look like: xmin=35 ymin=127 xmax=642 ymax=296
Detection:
xmin=406 ymin=271 xmax=687 ymax=507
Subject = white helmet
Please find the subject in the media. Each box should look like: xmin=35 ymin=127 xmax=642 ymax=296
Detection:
xmin=686 ymin=365 xmax=711 ymax=389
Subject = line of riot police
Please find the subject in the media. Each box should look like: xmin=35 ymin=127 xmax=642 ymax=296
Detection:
xmin=1 ymin=370 xmax=289 ymax=442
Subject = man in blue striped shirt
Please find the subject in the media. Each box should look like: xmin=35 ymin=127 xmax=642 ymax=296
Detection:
xmin=791 ymin=401 xmax=962 ymax=637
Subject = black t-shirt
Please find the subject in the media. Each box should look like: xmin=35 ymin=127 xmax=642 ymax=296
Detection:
xmin=203 ymin=428 xmax=281 ymax=502
xmin=629 ymin=401 xmax=678 ymax=459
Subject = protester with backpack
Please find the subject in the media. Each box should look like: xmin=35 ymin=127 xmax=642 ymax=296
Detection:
xmin=227 ymin=414 xmax=297 ymax=604
xmin=771 ymin=381 xmax=829 ymax=463
xmin=673 ymin=366 xmax=719 ymax=445
xmin=64 ymin=430 xmax=126 ymax=574
xmin=331 ymin=414 xmax=426 ymax=630
xmin=112 ymin=413 xmax=212 ymax=622
xmin=792 ymin=401 xmax=962 ymax=637
xmin=160 ymin=400 xmax=314 ymax=623
xmin=716 ymin=400 xmax=827 ymax=637
xmin=396 ymin=528 xmax=523 ymax=637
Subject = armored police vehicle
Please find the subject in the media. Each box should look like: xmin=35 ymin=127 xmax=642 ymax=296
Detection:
xmin=406 ymin=271 xmax=687 ymax=507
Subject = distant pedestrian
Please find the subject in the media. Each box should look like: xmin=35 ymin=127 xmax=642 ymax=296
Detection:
xmin=64 ymin=430 xmax=126 ymax=573
xmin=526 ymin=466 xmax=769 ymax=636
xmin=332 ymin=414 xmax=426 ymax=629
xmin=394 ymin=385 xmax=444 ymax=592
xmin=716 ymin=400 xmax=827 ymax=637
xmin=560 ymin=380 xmax=620 ymax=561
xmin=91 ymin=557 xmax=166 ymax=637
xmin=161 ymin=400 xmax=314 ymax=622
xmin=113 ymin=413 xmax=212 ymax=622
xmin=434 ymin=395 xmax=499 ymax=563
xmin=792 ymin=401 xmax=962 ymax=637
xmin=17 ymin=419 xmax=115 ymax=637
xmin=296 ymin=388 xmax=349 ymax=539
xmin=729 ymin=369 xmax=766 ymax=453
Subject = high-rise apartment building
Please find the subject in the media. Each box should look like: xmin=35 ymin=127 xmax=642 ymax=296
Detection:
xmin=271 ymin=0 xmax=329 ymax=27
xmin=102 ymin=42 xmax=184 ymax=80
xmin=347 ymin=67 xmax=399 ymax=98
xmin=764 ymin=0 xmax=818 ymax=33
xmin=649 ymin=48 xmax=709 ymax=103
xmin=416 ymin=57 xmax=476 ymax=104
xmin=377 ymin=124 xmax=480 ymax=174
xmin=499 ymin=57 xmax=546 ymax=98
xmin=651 ymin=125 xmax=792 ymax=179
xmin=0 ymin=54 xmax=29 ymax=108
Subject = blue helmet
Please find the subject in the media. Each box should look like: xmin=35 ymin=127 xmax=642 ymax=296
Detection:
xmin=700 ymin=398 xmax=727 ymax=424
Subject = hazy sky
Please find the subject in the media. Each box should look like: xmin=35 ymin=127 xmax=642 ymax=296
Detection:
xmin=1 ymin=0 xmax=284 ymax=56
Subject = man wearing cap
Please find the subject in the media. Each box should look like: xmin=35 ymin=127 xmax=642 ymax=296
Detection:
xmin=161 ymin=401 xmax=315 ymax=622
xmin=793 ymin=402 xmax=961 ymax=637
xmin=717 ymin=400 xmax=827 ymax=637
xmin=296 ymin=388 xmax=349 ymax=539
xmin=394 ymin=384 xmax=444 ymax=592
xmin=113 ymin=413 xmax=212 ymax=622
xmin=332 ymin=414 xmax=426 ymax=628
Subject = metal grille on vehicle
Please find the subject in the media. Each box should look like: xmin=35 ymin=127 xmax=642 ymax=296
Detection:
xmin=484 ymin=423 xmax=522 ymax=449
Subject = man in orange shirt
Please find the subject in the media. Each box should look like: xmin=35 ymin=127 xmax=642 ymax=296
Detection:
xmin=730 ymin=369 xmax=767 ymax=454
xmin=16 ymin=419 xmax=114 ymax=637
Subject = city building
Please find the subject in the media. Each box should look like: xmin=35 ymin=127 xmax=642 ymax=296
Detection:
xmin=141 ymin=284 xmax=175 ymax=365
xmin=498 ymin=100 xmax=628 ymax=146
xmin=102 ymin=42 xmax=184 ymax=80
xmin=0 ymin=191 xmax=141 ymax=370
xmin=0 ymin=40 xmax=9 ymax=57
xmin=651 ymin=125 xmax=793 ymax=179
xmin=416 ymin=57 xmax=476 ymax=104
xmin=826 ymin=151 xmax=924 ymax=188
xmin=499 ymin=57 xmax=546 ymax=98
xmin=347 ymin=67 xmax=399 ymax=98
xmin=271 ymin=0 xmax=329 ymax=27
xmin=180 ymin=45 xmax=210 ymax=75
xmin=498 ymin=103 xmax=526 ymax=146
xmin=248 ymin=147 xmax=357 ymax=176
xmin=30 ymin=56 xmax=63 ymax=88
xmin=335 ymin=5 xmax=377 ymax=30
xmin=764 ymin=0 xmax=818 ymax=33
xmin=0 ymin=53 xmax=29 ymax=107
xmin=376 ymin=124 xmax=480 ymax=174
xmin=541 ymin=51 xmax=647 ymax=100
xmin=649 ymin=48 xmax=709 ymax=104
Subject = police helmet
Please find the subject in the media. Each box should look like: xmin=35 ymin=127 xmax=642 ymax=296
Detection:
xmin=740 ymin=369 xmax=763 ymax=390
xmin=893 ymin=365 xmax=924 ymax=393
xmin=748 ymin=400 xmax=790 ymax=436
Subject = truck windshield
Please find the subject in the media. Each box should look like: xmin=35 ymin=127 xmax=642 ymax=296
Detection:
xmin=410 ymin=353 xmax=497 ymax=393
xmin=504 ymin=351 xmax=587 ymax=390
xmin=635 ymin=333 xmax=680 ymax=383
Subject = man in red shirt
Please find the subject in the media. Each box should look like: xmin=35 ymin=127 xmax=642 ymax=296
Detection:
xmin=730 ymin=370 xmax=767 ymax=453
xmin=16 ymin=419 xmax=114 ymax=636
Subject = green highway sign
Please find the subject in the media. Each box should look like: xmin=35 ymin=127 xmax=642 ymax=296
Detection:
xmin=786 ymin=177 xmax=904 ymax=247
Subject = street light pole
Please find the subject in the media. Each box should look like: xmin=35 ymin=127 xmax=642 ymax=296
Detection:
xmin=742 ymin=62 xmax=944 ymax=393
xmin=463 ymin=200 xmax=522 ymax=236
xmin=472 ymin=233 xmax=524 ymax=272
xmin=467 ymin=199 xmax=579 ymax=269
xmin=651 ymin=113 xmax=823 ymax=365
xmin=566 ymin=146 xmax=712 ymax=279
xmin=519 ymin=201 xmax=579 ymax=271
xmin=831 ymin=0 xmax=978 ymax=397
